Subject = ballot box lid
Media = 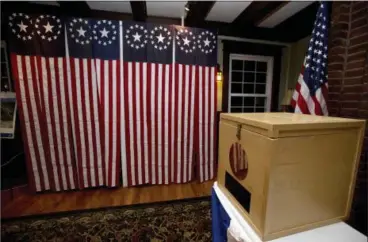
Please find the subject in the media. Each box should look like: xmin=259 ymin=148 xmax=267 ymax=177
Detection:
xmin=220 ymin=112 xmax=365 ymax=138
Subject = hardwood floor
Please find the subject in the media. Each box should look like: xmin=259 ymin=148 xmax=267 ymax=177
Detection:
xmin=1 ymin=180 xmax=214 ymax=219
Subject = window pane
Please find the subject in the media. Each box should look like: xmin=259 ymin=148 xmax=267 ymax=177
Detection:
xmin=244 ymin=61 xmax=255 ymax=71
xmin=243 ymin=84 xmax=254 ymax=94
xmin=232 ymin=60 xmax=243 ymax=71
xmin=257 ymin=62 xmax=267 ymax=72
xmin=256 ymin=73 xmax=266 ymax=84
xmin=231 ymin=83 xmax=242 ymax=93
xmin=244 ymin=97 xmax=255 ymax=106
xmin=231 ymin=96 xmax=242 ymax=107
xmin=243 ymin=107 xmax=254 ymax=113
xmin=255 ymin=107 xmax=265 ymax=113
xmin=243 ymin=72 xmax=255 ymax=83
xmin=231 ymin=71 xmax=242 ymax=82
xmin=231 ymin=107 xmax=242 ymax=113
xmin=255 ymin=97 xmax=265 ymax=107
xmin=255 ymin=84 xmax=266 ymax=94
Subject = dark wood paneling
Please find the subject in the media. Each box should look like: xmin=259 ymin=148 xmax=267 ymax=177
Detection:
xmin=130 ymin=1 xmax=147 ymax=22
xmin=222 ymin=40 xmax=283 ymax=112
xmin=185 ymin=1 xmax=216 ymax=26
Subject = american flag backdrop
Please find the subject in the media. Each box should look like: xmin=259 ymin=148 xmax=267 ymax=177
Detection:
xmin=291 ymin=2 xmax=329 ymax=115
xmin=122 ymin=23 xmax=218 ymax=186
xmin=8 ymin=13 xmax=78 ymax=191
xmin=8 ymin=13 xmax=218 ymax=192
xmin=121 ymin=22 xmax=175 ymax=186
xmin=174 ymin=26 xmax=218 ymax=182
xmin=65 ymin=18 xmax=118 ymax=188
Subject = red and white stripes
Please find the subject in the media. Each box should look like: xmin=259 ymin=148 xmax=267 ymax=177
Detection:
xmin=68 ymin=57 xmax=123 ymax=189
xmin=172 ymin=64 xmax=196 ymax=183
xmin=13 ymin=54 xmax=218 ymax=191
xmin=95 ymin=59 xmax=121 ymax=187
xmin=12 ymin=49 xmax=217 ymax=192
xmin=12 ymin=54 xmax=77 ymax=192
xmin=122 ymin=62 xmax=174 ymax=186
xmin=291 ymin=64 xmax=328 ymax=116
xmin=121 ymin=62 xmax=217 ymax=186
xmin=197 ymin=66 xmax=217 ymax=182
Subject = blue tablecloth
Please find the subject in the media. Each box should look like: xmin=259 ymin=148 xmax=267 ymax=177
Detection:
xmin=211 ymin=188 xmax=230 ymax=242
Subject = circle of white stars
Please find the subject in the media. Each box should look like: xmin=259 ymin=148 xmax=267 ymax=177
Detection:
xmin=176 ymin=28 xmax=196 ymax=54
xmin=68 ymin=18 xmax=92 ymax=45
xmin=34 ymin=15 xmax=62 ymax=42
xmin=149 ymin=25 xmax=172 ymax=51
xmin=8 ymin=13 xmax=34 ymax=41
xmin=92 ymin=20 xmax=117 ymax=46
xmin=197 ymin=31 xmax=216 ymax=54
xmin=125 ymin=24 xmax=148 ymax=50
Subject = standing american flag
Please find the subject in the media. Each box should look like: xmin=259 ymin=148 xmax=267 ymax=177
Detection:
xmin=291 ymin=2 xmax=329 ymax=115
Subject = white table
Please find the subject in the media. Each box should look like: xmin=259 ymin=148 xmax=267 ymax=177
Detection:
xmin=213 ymin=182 xmax=367 ymax=242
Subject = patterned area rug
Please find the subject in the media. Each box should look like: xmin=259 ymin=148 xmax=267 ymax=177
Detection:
xmin=1 ymin=197 xmax=211 ymax=242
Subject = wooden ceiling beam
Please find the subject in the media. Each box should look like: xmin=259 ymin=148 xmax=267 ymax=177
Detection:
xmin=130 ymin=1 xmax=147 ymax=22
xmin=232 ymin=1 xmax=288 ymax=26
xmin=185 ymin=1 xmax=216 ymax=26
xmin=1 ymin=1 xmax=311 ymax=42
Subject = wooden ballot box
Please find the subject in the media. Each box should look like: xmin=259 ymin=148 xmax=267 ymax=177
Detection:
xmin=217 ymin=112 xmax=366 ymax=241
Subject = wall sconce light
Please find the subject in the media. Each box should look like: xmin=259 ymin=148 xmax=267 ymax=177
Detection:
xmin=216 ymin=64 xmax=223 ymax=112
xmin=216 ymin=64 xmax=223 ymax=82
xmin=216 ymin=71 xmax=223 ymax=82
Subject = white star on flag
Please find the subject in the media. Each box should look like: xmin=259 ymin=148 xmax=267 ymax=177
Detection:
xmin=43 ymin=22 xmax=54 ymax=33
xmin=133 ymin=32 xmax=142 ymax=42
xmin=100 ymin=28 xmax=109 ymax=38
xmin=17 ymin=21 xmax=28 ymax=32
xmin=156 ymin=33 xmax=165 ymax=43
xmin=203 ymin=38 xmax=211 ymax=47
xmin=183 ymin=37 xmax=190 ymax=46
xmin=77 ymin=27 xmax=86 ymax=37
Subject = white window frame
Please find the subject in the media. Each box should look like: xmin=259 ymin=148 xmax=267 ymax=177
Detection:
xmin=228 ymin=54 xmax=274 ymax=112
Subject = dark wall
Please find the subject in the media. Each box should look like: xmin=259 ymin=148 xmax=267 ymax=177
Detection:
xmin=222 ymin=40 xmax=283 ymax=112
xmin=1 ymin=118 xmax=28 ymax=190
xmin=327 ymin=1 xmax=368 ymax=235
